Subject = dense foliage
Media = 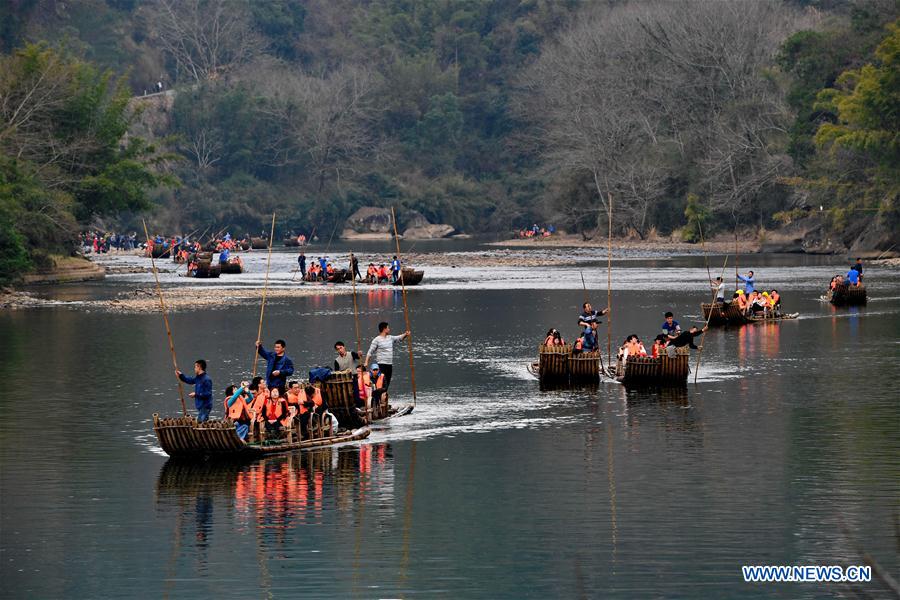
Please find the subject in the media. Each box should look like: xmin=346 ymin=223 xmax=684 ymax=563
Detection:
xmin=0 ymin=43 xmax=173 ymax=282
xmin=1 ymin=0 xmax=898 ymax=282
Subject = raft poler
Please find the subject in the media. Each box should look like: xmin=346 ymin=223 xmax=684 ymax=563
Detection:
xmin=176 ymin=359 xmax=213 ymax=422
xmin=578 ymin=302 xmax=609 ymax=328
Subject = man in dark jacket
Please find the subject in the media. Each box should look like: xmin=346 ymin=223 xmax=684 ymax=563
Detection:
xmin=256 ymin=339 xmax=295 ymax=394
xmin=176 ymin=360 xmax=213 ymax=422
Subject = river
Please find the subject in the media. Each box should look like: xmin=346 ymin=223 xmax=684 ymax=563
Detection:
xmin=1 ymin=245 xmax=898 ymax=598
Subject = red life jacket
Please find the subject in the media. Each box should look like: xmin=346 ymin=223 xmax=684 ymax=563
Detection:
xmin=544 ymin=335 xmax=554 ymax=346
xmin=265 ymin=397 xmax=285 ymax=422
xmin=357 ymin=372 xmax=371 ymax=399
xmin=574 ymin=338 xmax=583 ymax=351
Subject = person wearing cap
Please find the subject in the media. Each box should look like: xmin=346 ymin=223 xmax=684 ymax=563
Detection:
xmin=710 ymin=276 xmax=726 ymax=304
xmin=369 ymin=363 xmax=387 ymax=408
xmin=364 ymin=322 xmax=410 ymax=389
xmin=176 ymin=359 xmax=213 ymax=422
xmin=737 ymin=270 xmax=756 ymax=294
xmin=734 ymin=289 xmax=748 ymax=313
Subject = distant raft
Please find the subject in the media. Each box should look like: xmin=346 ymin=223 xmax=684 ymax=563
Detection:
xmin=701 ymin=303 xmax=799 ymax=326
xmin=393 ymin=268 xmax=424 ymax=286
xmin=250 ymin=237 xmax=269 ymax=250
xmin=528 ymin=344 xmax=600 ymax=384
xmin=615 ymin=346 xmax=690 ymax=386
xmin=219 ymin=259 xmax=243 ymax=274
xmin=823 ymin=284 xmax=867 ymax=306
xmin=188 ymin=261 xmax=221 ymax=278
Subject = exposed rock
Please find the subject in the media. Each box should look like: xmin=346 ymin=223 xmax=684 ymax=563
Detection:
xmin=345 ymin=207 xmax=392 ymax=233
xmin=399 ymin=209 xmax=430 ymax=230
xmin=403 ymin=224 xmax=455 ymax=239
xmin=21 ymin=256 xmax=106 ymax=285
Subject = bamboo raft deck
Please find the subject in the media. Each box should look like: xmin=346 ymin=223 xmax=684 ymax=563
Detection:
xmin=701 ymin=303 xmax=799 ymax=326
xmin=824 ymin=284 xmax=867 ymax=306
xmin=616 ymin=346 xmax=691 ymax=386
xmin=153 ymin=414 xmax=370 ymax=458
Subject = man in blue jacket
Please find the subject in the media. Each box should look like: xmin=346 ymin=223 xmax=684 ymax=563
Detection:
xmin=736 ymin=270 xmax=755 ymax=294
xmin=256 ymin=339 xmax=294 ymax=394
xmin=176 ymin=360 xmax=213 ymax=422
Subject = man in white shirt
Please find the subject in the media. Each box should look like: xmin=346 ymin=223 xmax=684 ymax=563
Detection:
xmin=364 ymin=321 xmax=410 ymax=389
xmin=711 ymin=276 xmax=726 ymax=304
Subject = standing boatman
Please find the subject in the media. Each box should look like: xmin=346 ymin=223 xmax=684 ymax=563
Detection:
xmin=391 ymin=255 xmax=401 ymax=283
xmin=364 ymin=322 xmax=410 ymax=390
xmin=256 ymin=339 xmax=294 ymax=395
xmin=176 ymin=359 xmax=213 ymax=422
xmin=349 ymin=252 xmax=361 ymax=281
xmin=711 ymin=276 xmax=726 ymax=304
xmin=737 ymin=270 xmax=755 ymax=294
xmin=298 ymin=252 xmax=307 ymax=280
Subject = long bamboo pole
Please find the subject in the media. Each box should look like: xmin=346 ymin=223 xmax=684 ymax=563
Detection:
xmin=698 ymin=220 xmax=712 ymax=283
xmin=606 ymin=193 xmax=613 ymax=371
xmin=694 ymin=255 xmax=728 ymax=384
xmin=391 ymin=207 xmax=417 ymax=406
xmin=351 ymin=251 xmax=362 ymax=356
xmin=251 ymin=213 xmax=277 ymax=379
xmin=142 ymin=219 xmax=187 ymax=416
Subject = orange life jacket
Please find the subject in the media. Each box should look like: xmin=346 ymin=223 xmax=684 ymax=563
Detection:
xmin=310 ymin=387 xmax=323 ymax=407
xmin=250 ymin=390 xmax=269 ymax=417
xmin=543 ymin=335 xmax=554 ymax=346
xmin=574 ymin=338 xmax=583 ymax=351
xmin=771 ymin=292 xmax=780 ymax=305
xmin=224 ymin=394 xmax=251 ymax=421
xmin=357 ymin=372 xmax=371 ymax=399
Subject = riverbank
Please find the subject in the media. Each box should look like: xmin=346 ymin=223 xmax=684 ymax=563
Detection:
xmin=488 ymin=234 xmax=754 ymax=254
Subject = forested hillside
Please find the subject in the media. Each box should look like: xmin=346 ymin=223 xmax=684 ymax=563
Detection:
xmin=1 ymin=0 xmax=897 ymax=282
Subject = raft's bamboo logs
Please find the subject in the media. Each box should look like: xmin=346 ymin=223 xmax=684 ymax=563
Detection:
xmin=538 ymin=344 xmax=571 ymax=379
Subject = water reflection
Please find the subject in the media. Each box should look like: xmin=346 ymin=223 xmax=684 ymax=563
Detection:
xmin=156 ymin=444 xmax=396 ymax=560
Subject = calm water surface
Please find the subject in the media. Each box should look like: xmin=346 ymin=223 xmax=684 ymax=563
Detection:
xmin=2 ymin=249 xmax=899 ymax=598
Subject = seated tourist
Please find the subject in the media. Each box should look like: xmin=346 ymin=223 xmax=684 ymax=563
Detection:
xmin=770 ymin=289 xmax=781 ymax=314
xmin=263 ymin=388 xmax=288 ymax=433
xmin=651 ymin=334 xmax=667 ymax=358
xmin=581 ymin=321 xmax=599 ymax=352
xmin=370 ymin=363 xmax=387 ymax=408
xmin=356 ymin=365 xmax=371 ymax=409
xmin=366 ymin=263 xmax=378 ymax=283
xmin=224 ymin=382 xmax=253 ymax=440
xmin=378 ymin=264 xmax=390 ymax=283
xmin=846 ymin=267 xmax=861 ymax=287
xmin=543 ymin=328 xmax=565 ymax=346
xmin=749 ymin=292 xmax=767 ymax=315
xmin=734 ymin=289 xmax=748 ymax=312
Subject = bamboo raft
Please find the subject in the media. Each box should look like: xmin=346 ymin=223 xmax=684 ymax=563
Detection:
xmin=219 ymin=260 xmax=243 ymax=274
xmin=250 ymin=237 xmax=269 ymax=250
xmin=824 ymin=284 xmax=867 ymax=306
xmin=153 ymin=414 xmax=370 ymax=458
xmin=189 ymin=261 xmax=221 ymax=278
xmin=701 ymin=303 xmax=799 ymax=326
xmin=283 ymin=237 xmax=301 ymax=247
xmin=528 ymin=344 xmax=601 ymax=383
xmin=393 ymin=268 xmax=424 ymax=286
xmin=616 ymin=346 xmax=691 ymax=386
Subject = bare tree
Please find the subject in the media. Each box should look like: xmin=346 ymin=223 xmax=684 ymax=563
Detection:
xmin=517 ymin=0 xmax=813 ymax=234
xmin=146 ymin=0 xmax=264 ymax=84
xmin=255 ymin=64 xmax=380 ymax=194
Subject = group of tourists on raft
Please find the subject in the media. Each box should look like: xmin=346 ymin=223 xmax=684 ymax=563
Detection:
xmin=297 ymin=252 xmax=405 ymax=284
xmin=829 ymin=258 xmax=865 ymax=291
xmin=516 ymin=223 xmax=556 ymax=239
xmin=708 ymin=270 xmax=785 ymax=317
xmin=173 ymin=321 xmax=410 ymax=441
xmin=542 ymin=304 xmax=708 ymax=365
